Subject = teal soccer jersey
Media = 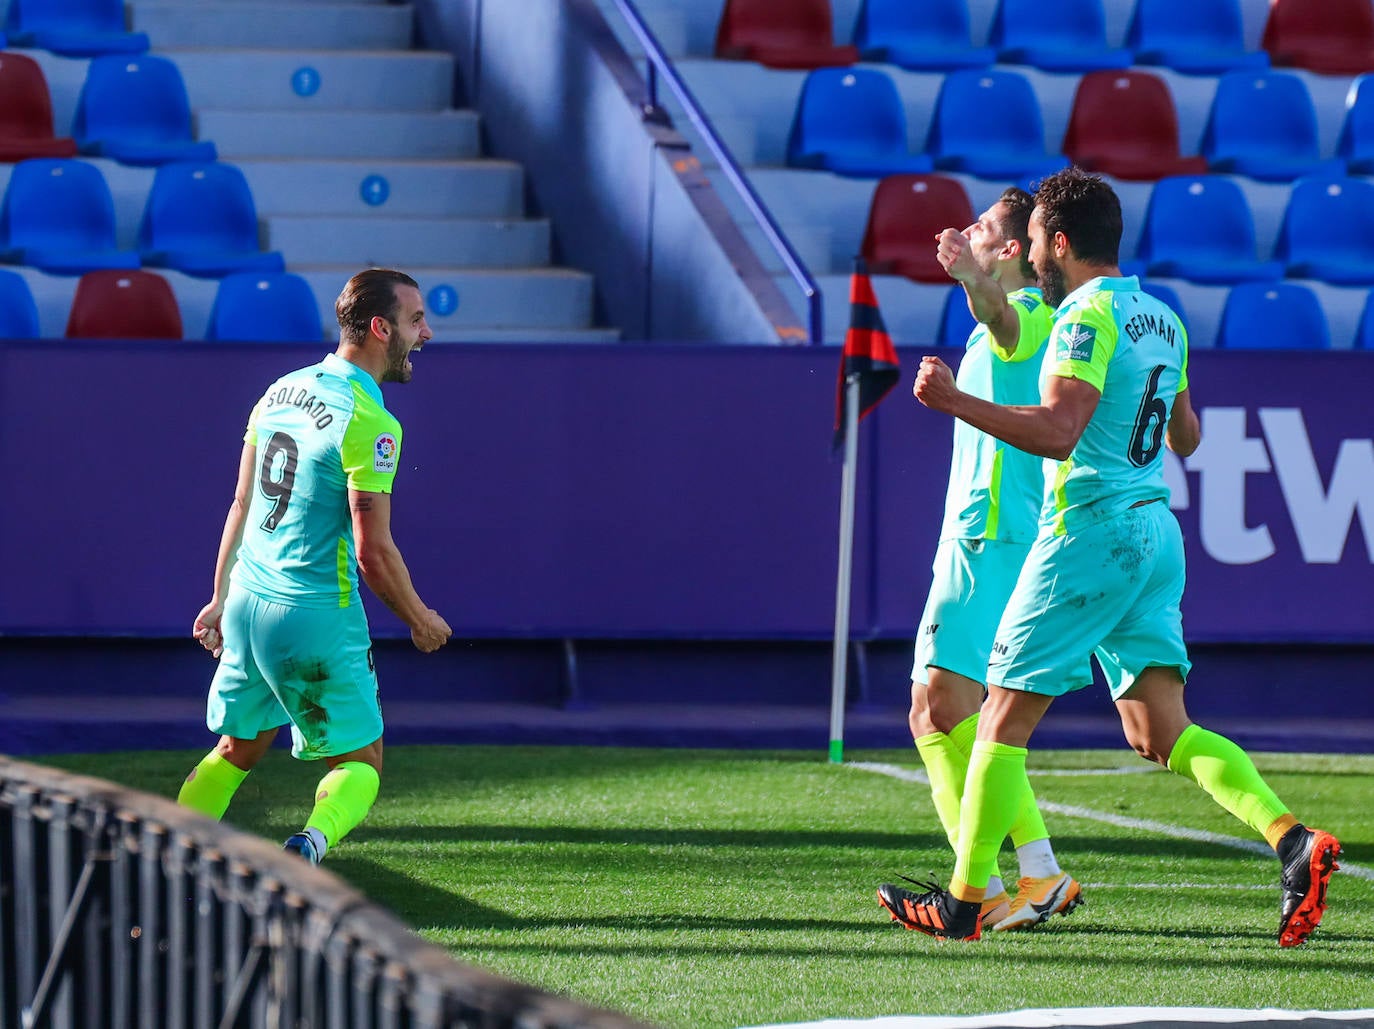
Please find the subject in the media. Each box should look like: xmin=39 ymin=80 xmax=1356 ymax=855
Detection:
xmin=232 ymin=353 xmax=402 ymax=608
xmin=940 ymin=287 xmax=1054 ymax=544
xmin=1038 ymin=276 xmax=1189 ymax=534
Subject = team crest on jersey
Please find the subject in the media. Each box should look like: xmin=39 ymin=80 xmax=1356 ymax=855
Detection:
xmin=1057 ymin=324 xmax=1096 ymax=362
xmin=373 ymin=433 xmax=398 ymax=473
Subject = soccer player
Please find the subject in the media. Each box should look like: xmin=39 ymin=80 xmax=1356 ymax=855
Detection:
xmin=904 ymin=167 xmax=1340 ymax=945
xmin=877 ymin=189 xmax=1081 ymax=935
xmin=178 ymin=268 xmax=453 ymax=864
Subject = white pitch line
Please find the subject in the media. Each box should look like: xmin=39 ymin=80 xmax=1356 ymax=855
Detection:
xmin=846 ymin=761 xmax=1374 ymax=883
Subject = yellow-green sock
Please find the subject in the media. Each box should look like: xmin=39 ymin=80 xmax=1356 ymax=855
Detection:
xmin=304 ymin=761 xmax=381 ymax=852
xmin=914 ymin=715 xmax=975 ymax=851
xmin=953 ymin=740 xmax=1028 ymax=895
xmin=177 ymin=751 xmax=248 ymax=820
xmin=1167 ymin=724 xmax=1290 ymax=841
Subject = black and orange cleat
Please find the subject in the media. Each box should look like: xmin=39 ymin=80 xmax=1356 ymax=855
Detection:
xmin=1277 ymin=824 xmax=1340 ymax=948
xmin=877 ymin=877 xmax=981 ymax=941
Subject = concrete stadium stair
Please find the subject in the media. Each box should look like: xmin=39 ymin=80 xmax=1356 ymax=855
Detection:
xmin=1 ymin=0 xmax=617 ymax=342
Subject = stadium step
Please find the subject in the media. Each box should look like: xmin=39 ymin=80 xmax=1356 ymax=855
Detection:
xmin=238 ymin=159 xmax=525 ymax=219
xmin=170 ymin=49 xmax=455 ymax=111
xmin=198 ymin=110 xmax=482 ymax=160
xmin=263 ymin=214 xmax=551 ymax=267
xmin=131 ymin=2 xmax=415 ymax=50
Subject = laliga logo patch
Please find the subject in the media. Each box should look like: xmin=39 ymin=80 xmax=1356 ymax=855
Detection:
xmin=373 ymin=433 xmax=398 ymax=473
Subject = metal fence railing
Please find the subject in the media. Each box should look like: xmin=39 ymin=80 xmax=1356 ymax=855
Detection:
xmin=0 ymin=756 xmax=657 ymax=1029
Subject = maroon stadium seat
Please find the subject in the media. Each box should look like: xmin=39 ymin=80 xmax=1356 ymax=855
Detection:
xmin=0 ymin=52 xmax=78 ymax=162
xmin=1262 ymin=0 xmax=1374 ymax=76
xmin=714 ymin=0 xmax=859 ymax=69
xmin=861 ymin=174 xmax=974 ymax=284
xmin=1062 ymin=70 xmax=1209 ymax=181
xmin=65 ymin=269 xmax=183 ymax=339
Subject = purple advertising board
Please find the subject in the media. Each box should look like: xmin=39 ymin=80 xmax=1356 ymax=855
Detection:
xmin=1 ymin=341 xmax=1369 ymax=643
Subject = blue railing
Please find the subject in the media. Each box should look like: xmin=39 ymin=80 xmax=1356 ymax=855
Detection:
xmin=608 ymin=0 xmax=823 ymax=345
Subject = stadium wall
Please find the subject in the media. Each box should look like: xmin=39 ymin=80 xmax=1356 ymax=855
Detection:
xmin=1 ymin=341 xmax=1371 ymax=750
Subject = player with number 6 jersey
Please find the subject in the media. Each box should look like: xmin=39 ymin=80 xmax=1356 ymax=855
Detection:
xmin=177 ymin=268 xmax=453 ymax=866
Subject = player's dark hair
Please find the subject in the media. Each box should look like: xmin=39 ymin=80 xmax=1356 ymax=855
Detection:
xmin=995 ymin=186 xmax=1035 ymax=279
xmin=336 ymin=268 xmax=420 ymax=345
xmin=1032 ymin=167 xmax=1122 ymax=267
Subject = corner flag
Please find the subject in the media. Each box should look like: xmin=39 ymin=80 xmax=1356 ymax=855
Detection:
xmin=829 ymin=258 xmax=899 ymax=764
xmin=833 ymin=257 xmax=900 ymax=453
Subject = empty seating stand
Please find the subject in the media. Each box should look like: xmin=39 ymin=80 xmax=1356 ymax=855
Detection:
xmin=714 ymin=0 xmax=858 ymax=69
xmin=785 ymin=68 xmax=933 ymax=177
xmin=1062 ymin=71 xmax=1209 ymax=181
xmin=5 ymin=0 xmax=149 ymax=56
xmin=1262 ymin=0 xmax=1374 ymax=76
xmin=0 ymin=157 xmax=138 ymax=274
xmin=1200 ymin=71 xmax=1346 ymax=182
xmin=65 ymin=269 xmax=182 ymax=339
xmin=1127 ymin=0 xmax=1269 ymax=73
xmin=0 ymin=53 xmax=79 ymax=162
xmin=1134 ymin=175 xmax=1284 ymax=284
xmin=989 ymin=0 xmax=1133 ymax=72
xmin=73 ymin=54 xmax=218 ymax=166
xmin=851 ymin=0 xmax=996 ymax=71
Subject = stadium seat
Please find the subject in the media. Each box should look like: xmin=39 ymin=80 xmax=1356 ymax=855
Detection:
xmin=0 ymin=52 xmax=79 ymax=162
xmin=785 ymin=68 xmax=933 ymax=177
xmin=714 ymin=0 xmax=858 ymax=69
xmin=988 ymin=0 xmax=1133 ymax=72
xmin=0 ymin=158 xmax=139 ymax=274
xmin=65 ymin=269 xmax=182 ymax=339
xmin=1139 ymin=280 xmax=1192 ymax=341
xmin=1135 ymin=176 xmax=1285 ymax=285
xmin=1061 ymin=71 xmax=1209 ymax=181
xmin=1126 ymin=0 xmax=1269 ymax=73
xmin=937 ymin=284 xmax=977 ymax=346
xmin=851 ymin=0 xmax=996 ymax=71
xmin=1214 ymin=281 xmax=1330 ymax=349
xmin=206 ymin=271 xmax=324 ymax=342
xmin=4 ymin=0 xmax=149 ymax=56
xmin=137 ymin=162 xmax=285 ymax=278
xmin=73 ymin=55 xmax=218 ymax=167
xmin=1337 ymin=73 xmax=1374 ymax=175
xmin=1355 ymin=291 xmax=1374 ymax=349
xmin=859 ymin=174 xmax=974 ymax=284
xmin=0 ymin=268 xmax=41 ymax=338
xmin=1275 ymin=176 xmax=1374 ymax=285
xmin=925 ymin=69 xmax=1069 ymax=180
xmin=1261 ymin=0 xmax=1374 ymax=76
xmin=1200 ymin=71 xmax=1346 ymax=183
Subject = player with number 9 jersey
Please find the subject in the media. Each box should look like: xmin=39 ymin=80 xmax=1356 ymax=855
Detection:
xmin=234 ymin=352 xmax=402 ymax=608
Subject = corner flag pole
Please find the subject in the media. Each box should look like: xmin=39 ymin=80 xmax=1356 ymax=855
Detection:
xmin=828 ymin=374 xmax=861 ymax=765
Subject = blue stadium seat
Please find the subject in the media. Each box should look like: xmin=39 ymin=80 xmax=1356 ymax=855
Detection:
xmin=1062 ymin=71 xmax=1209 ymax=181
xmin=937 ymin=284 xmax=977 ymax=346
xmin=137 ymin=162 xmax=285 ymax=278
xmin=73 ymin=55 xmax=218 ymax=167
xmin=1139 ymin=280 xmax=1192 ymax=341
xmin=0 ymin=158 xmax=139 ymax=274
xmin=1275 ymin=176 xmax=1374 ymax=285
xmin=1356 ymin=290 xmax=1374 ymax=349
xmin=860 ymin=174 xmax=973 ymax=283
xmin=1200 ymin=71 xmax=1346 ymax=183
xmin=925 ymin=69 xmax=1069 ymax=180
xmin=0 ymin=52 xmax=79 ymax=162
xmin=851 ymin=0 xmax=996 ymax=71
xmin=65 ymin=268 xmax=182 ymax=339
xmin=1127 ymin=0 xmax=1269 ymax=74
xmin=0 ymin=268 xmax=41 ymax=338
xmin=785 ymin=68 xmax=933 ymax=177
xmin=206 ymin=272 xmax=324 ymax=342
xmin=4 ymin=0 xmax=149 ymax=56
xmin=988 ymin=0 xmax=1133 ymax=72
xmin=1135 ymin=176 xmax=1284 ymax=284
xmin=1215 ymin=282 xmax=1331 ymax=349
xmin=1337 ymin=73 xmax=1374 ymax=175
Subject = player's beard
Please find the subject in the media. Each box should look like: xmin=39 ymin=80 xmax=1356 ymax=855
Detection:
xmin=382 ymin=336 xmax=413 ymax=383
xmin=1037 ymin=254 xmax=1068 ymax=309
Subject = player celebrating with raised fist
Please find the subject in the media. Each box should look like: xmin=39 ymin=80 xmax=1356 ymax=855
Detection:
xmin=179 ymin=268 xmax=452 ymax=864
xmin=904 ymin=168 xmax=1340 ymax=946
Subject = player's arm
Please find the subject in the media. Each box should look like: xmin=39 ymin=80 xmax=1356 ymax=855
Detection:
xmin=193 ymin=442 xmax=256 ymax=657
xmin=1167 ymin=386 xmax=1200 ymax=457
xmin=936 ymin=228 xmax=1020 ymax=357
xmin=914 ymin=358 xmax=1100 ymax=460
xmin=351 ymin=489 xmax=452 ymax=653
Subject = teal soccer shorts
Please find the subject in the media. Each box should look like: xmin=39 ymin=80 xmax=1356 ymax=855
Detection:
xmin=988 ymin=501 xmax=1192 ymax=700
xmin=207 ymin=585 xmax=383 ymax=759
xmin=912 ymin=537 xmax=1032 ymax=685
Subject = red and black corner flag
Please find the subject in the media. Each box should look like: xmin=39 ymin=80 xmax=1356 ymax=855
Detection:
xmin=833 ymin=257 xmax=900 ymax=452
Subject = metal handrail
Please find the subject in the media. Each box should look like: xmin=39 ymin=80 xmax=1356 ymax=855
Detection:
xmin=609 ymin=0 xmax=823 ymax=345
